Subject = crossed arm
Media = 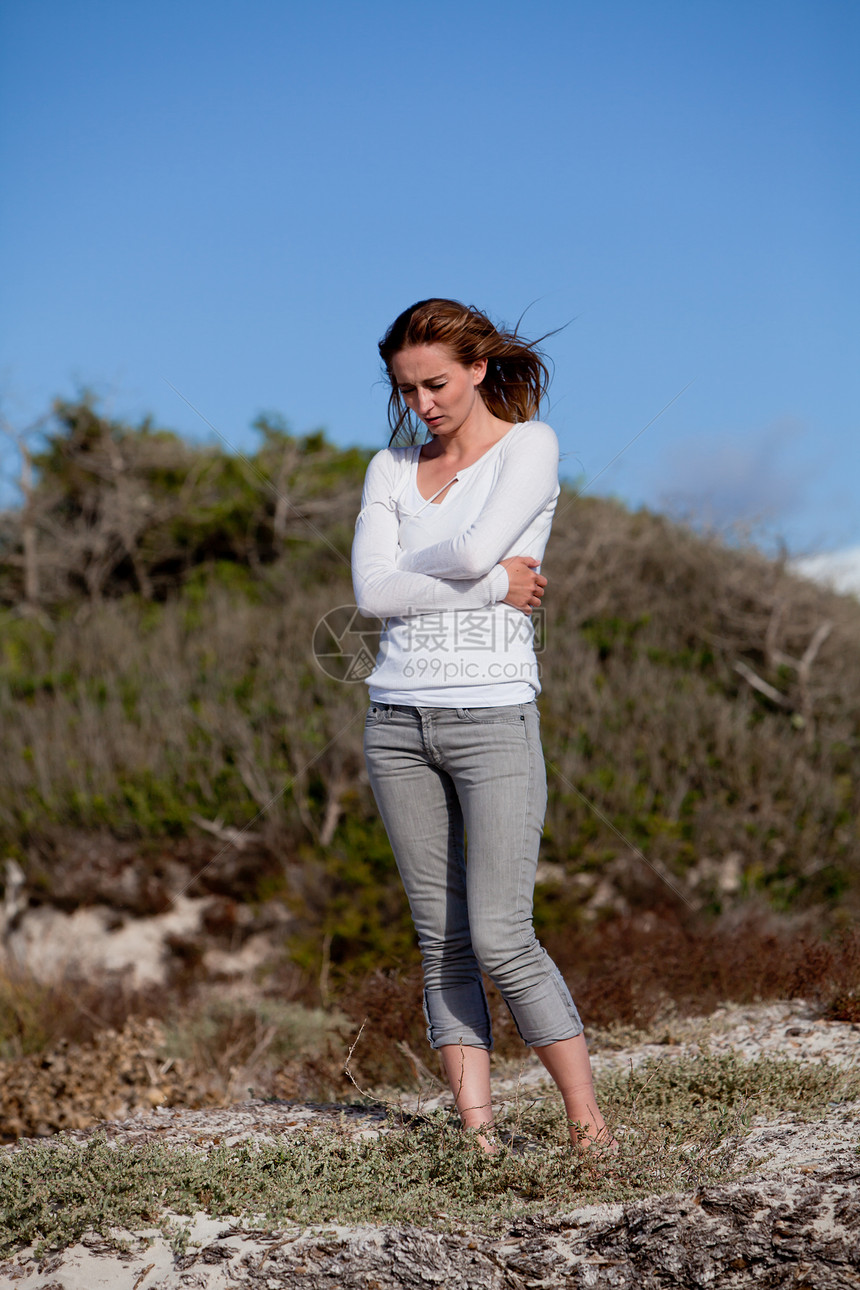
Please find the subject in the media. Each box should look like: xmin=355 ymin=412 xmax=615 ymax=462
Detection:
xmin=395 ymin=421 xmax=560 ymax=580
xmin=351 ymin=427 xmax=558 ymax=619
xmin=351 ymin=453 xmax=507 ymax=618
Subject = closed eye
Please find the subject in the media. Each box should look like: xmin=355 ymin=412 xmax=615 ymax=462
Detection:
xmin=397 ymin=379 xmax=448 ymax=393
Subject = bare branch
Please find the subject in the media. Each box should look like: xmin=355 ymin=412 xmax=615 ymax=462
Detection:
xmin=733 ymin=659 xmax=791 ymax=708
xmin=191 ymin=815 xmax=262 ymax=850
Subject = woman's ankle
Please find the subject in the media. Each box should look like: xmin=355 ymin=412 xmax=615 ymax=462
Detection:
xmin=460 ymin=1119 xmax=499 ymax=1155
xmin=567 ymin=1113 xmax=618 ymax=1152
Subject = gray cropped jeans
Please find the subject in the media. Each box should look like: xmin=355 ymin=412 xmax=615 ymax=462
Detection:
xmin=363 ymin=700 xmax=583 ymax=1050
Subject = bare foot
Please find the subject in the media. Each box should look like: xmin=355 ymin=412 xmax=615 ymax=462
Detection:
xmin=568 ymin=1119 xmax=620 ymax=1154
xmin=478 ymin=1135 xmax=499 ymax=1155
xmin=460 ymin=1121 xmax=500 ymax=1155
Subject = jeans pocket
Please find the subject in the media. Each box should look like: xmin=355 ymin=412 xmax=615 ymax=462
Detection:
xmin=459 ymin=705 xmax=525 ymax=724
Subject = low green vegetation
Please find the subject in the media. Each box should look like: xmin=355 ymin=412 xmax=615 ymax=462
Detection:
xmin=2 ymin=1053 xmax=858 ymax=1257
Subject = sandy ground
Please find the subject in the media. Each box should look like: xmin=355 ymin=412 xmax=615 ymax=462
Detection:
xmin=1 ymin=1000 xmax=858 ymax=1289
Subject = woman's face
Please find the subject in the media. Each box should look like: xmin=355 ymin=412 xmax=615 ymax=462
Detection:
xmin=390 ymin=343 xmax=487 ymax=436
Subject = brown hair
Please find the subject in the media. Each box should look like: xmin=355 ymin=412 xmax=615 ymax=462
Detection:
xmin=378 ymin=298 xmax=551 ymax=445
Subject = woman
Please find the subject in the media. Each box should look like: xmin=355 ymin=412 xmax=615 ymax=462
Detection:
xmin=351 ymin=298 xmax=612 ymax=1152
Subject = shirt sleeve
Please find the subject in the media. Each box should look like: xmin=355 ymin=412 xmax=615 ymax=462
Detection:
xmin=395 ymin=422 xmax=560 ymax=579
xmin=351 ymin=450 xmax=510 ymax=618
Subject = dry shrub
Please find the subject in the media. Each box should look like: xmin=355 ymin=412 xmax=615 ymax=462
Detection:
xmin=334 ymin=910 xmax=860 ymax=1084
xmin=549 ymin=905 xmax=860 ymax=1030
xmin=3 ymin=908 xmax=858 ymax=1140
xmin=0 ymin=966 xmax=164 ymax=1060
xmin=0 ymin=1017 xmax=218 ymax=1141
xmin=824 ymin=991 xmax=860 ymax=1023
xmin=164 ymin=991 xmax=353 ymax=1106
xmin=541 ymin=496 xmax=860 ymax=908
xmin=1 ymin=399 xmax=364 ymax=607
xmin=0 ymin=970 xmax=355 ymax=1138
xmin=335 ymin=967 xmax=430 ymax=1088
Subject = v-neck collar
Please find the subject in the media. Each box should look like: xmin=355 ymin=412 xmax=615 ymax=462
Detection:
xmin=411 ymin=422 xmax=522 ymax=506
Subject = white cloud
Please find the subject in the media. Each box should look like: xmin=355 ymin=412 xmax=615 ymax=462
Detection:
xmin=791 ymin=546 xmax=860 ymax=598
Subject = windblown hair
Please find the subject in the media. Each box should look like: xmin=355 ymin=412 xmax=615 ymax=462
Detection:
xmin=378 ymin=298 xmax=551 ymax=445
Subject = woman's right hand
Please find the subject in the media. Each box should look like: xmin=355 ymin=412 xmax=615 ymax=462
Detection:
xmin=500 ymin=556 xmax=547 ymax=615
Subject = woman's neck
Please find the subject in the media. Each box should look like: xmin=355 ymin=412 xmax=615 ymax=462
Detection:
xmin=422 ymin=409 xmax=514 ymax=464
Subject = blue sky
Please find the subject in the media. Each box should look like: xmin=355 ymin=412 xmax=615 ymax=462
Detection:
xmin=1 ymin=0 xmax=857 ymax=556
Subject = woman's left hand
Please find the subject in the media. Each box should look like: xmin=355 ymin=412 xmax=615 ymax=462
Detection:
xmin=500 ymin=556 xmax=547 ymax=615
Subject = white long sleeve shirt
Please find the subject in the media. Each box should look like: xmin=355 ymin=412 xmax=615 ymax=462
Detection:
xmin=351 ymin=420 xmax=560 ymax=706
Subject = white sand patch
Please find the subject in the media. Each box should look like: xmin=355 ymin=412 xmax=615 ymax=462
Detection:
xmin=3 ymin=896 xmax=207 ymax=987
